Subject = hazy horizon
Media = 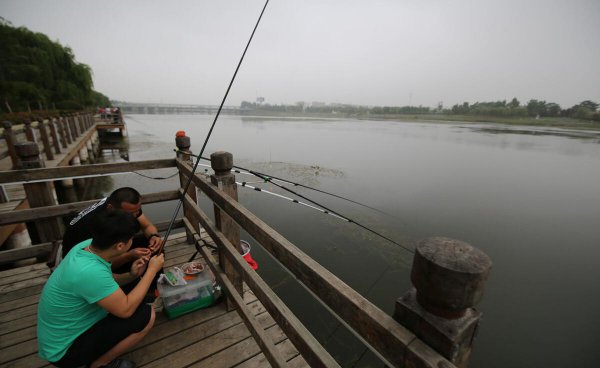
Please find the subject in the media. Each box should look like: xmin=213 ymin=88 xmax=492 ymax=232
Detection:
xmin=2 ymin=0 xmax=599 ymax=109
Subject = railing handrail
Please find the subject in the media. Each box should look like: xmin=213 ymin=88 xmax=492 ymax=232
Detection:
xmin=176 ymin=157 xmax=454 ymax=368
xmin=0 ymin=158 xmax=176 ymax=184
xmin=0 ymin=189 xmax=179 ymax=226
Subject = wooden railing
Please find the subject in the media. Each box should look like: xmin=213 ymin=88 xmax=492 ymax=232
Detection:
xmin=0 ymin=113 xmax=95 ymax=169
xmin=0 ymin=150 xmax=490 ymax=367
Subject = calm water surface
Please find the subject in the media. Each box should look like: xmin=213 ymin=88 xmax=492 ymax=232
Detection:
xmin=105 ymin=114 xmax=600 ymax=367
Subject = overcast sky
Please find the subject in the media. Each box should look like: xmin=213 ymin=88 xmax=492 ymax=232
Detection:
xmin=2 ymin=0 xmax=599 ymax=108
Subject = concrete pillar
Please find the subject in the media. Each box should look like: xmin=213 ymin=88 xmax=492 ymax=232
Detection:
xmin=210 ymin=151 xmax=243 ymax=310
xmin=394 ymin=237 xmax=492 ymax=368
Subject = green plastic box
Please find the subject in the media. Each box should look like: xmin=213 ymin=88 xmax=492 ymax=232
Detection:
xmin=157 ymin=270 xmax=214 ymax=319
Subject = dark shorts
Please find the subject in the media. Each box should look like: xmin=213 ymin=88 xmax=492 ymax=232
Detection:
xmin=51 ymin=304 xmax=152 ymax=368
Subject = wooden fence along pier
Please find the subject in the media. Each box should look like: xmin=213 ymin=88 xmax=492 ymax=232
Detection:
xmin=0 ymin=119 xmax=492 ymax=367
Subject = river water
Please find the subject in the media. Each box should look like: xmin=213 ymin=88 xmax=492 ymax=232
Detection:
xmin=102 ymin=114 xmax=600 ymax=367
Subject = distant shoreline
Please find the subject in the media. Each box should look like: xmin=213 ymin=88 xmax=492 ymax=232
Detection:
xmin=232 ymin=111 xmax=600 ymax=131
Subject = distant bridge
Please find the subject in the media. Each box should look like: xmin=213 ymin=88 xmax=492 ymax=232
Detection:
xmin=118 ymin=102 xmax=246 ymax=115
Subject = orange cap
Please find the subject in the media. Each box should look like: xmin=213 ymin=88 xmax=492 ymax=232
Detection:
xmin=175 ymin=131 xmax=186 ymax=137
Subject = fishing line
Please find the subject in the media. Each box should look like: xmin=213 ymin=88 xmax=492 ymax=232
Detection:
xmin=132 ymin=170 xmax=179 ymax=180
xmin=159 ymin=0 xmax=270 ymax=253
xmin=249 ymin=170 xmax=414 ymax=254
xmin=237 ymin=181 xmax=348 ymax=221
xmin=173 ymin=149 xmax=394 ymax=217
xmin=235 ymin=177 xmax=413 ymax=254
xmin=183 ymin=150 xmax=413 ymax=254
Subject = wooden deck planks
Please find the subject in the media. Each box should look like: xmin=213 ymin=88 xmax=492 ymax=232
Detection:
xmin=0 ymin=232 xmax=309 ymax=368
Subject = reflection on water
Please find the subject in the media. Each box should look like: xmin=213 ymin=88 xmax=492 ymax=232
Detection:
xmin=100 ymin=115 xmax=600 ymax=368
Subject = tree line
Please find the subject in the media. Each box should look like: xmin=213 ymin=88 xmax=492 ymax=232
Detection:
xmin=0 ymin=19 xmax=109 ymax=115
xmin=241 ymin=98 xmax=599 ymax=122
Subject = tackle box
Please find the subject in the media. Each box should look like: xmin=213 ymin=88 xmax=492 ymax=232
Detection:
xmin=157 ymin=270 xmax=214 ymax=318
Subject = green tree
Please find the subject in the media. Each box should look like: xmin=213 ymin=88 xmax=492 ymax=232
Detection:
xmin=0 ymin=21 xmax=108 ymax=112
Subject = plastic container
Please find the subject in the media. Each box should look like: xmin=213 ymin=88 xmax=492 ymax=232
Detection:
xmin=157 ymin=269 xmax=214 ymax=318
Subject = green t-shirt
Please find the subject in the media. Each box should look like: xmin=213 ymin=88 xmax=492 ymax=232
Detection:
xmin=37 ymin=239 xmax=119 ymax=362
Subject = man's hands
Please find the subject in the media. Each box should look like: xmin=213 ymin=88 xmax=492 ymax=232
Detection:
xmin=129 ymin=253 xmax=164 ymax=277
xmin=148 ymin=235 xmax=163 ymax=254
xmin=128 ymin=247 xmax=151 ymax=261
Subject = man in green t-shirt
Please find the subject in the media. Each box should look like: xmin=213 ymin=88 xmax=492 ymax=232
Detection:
xmin=38 ymin=210 xmax=165 ymax=368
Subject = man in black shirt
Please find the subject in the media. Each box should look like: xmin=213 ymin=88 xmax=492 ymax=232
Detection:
xmin=62 ymin=187 xmax=163 ymax=272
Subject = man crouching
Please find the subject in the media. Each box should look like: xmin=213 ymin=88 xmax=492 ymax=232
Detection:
xmin=37 ymin=210 xmax=165 ymax=368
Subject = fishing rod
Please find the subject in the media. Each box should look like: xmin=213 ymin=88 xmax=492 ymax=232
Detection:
xmin=245 ymin=170 xmax=414 ymax=254
xmin=157 ymin=0 xmax=270 ymax=254
xmin=173 ymin=149 xmax=394 ymax=217
xmin=190 ymin=160 xmax=414 ymax=254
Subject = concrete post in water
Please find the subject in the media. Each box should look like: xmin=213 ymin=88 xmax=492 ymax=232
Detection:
xmin=2 ymin=121 xmax=19 ymax=169
xmin=175 ymin=132 xmax=198 ymax=243
xmin=394 ymin=237 xmax=492 ymax=368
xmin=15 ymin=142 xmax=64 ymax=243
xmin=210 ymin=151 xmax=243 ymax=310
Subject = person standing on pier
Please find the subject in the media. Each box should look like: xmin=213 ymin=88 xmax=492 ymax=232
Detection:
xmin=61 ymin=187 xmax=164 ymax=280
xmin=38 ymin=210 xmax=164 ymax=368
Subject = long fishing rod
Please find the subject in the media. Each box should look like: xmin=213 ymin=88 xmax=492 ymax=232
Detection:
xmin=158 ymin=0 xmax=270 ymax=254
xmin=173 ymin=149 xmax=394 ymax=217
xmin=190 ymin=160 xmax=413 ymax=254
xmin=246 ymin=170 xmax=414 ymax=254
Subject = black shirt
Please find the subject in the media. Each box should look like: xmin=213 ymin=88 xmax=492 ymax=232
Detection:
xmin=61 ymin=198 xmax=108 ymax=256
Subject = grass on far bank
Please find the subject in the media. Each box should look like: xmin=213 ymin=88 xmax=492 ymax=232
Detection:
xmin=359 ymin=113 xmax=600 ymax=130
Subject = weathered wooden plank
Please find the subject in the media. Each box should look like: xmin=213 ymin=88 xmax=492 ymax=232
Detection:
xmin=187 ymin=325 xmax=288 ymax=368
xmin=0 ymin=284 xmax=43 ymax=304
xmin=0 ymin=353 xmax=48 ymax=368
xmin=188 ymin=337 xmax=261 ymax=368
xmin=0 ymin=267 xmax=49 ymax=287
xmin=183 ymin=197 xmax=339 ymax=368
xmin=0 ymin=159 xmax=176 ymax=184
xmin=141 ymin=323 xmax=256 ymax=368
xmin=179 ymin=159 xmax=416 ymax=367
xmin=0 ymin=243 xmax=54 ymax=266
xmin=0 ymin=325 xmax=36 ymax=349
xmin=0 ymin=275 xmax=48 ymax=294
xmin=0 ymin=302 xmax=37 ymax=323
xmin=0 ymin=263 xmax=46 ymax=279
xmin=0 ymin=190 xmax=179 ymax=225
xmin=0 ymin=336 xmax=38 ymax=365
xmin=0 ymin=313 xmax=37 ymax=335
xmin=128 ymin=310 xmax=244 ymax=366
xmin=0 ymin=293 xmax=40 ymax=313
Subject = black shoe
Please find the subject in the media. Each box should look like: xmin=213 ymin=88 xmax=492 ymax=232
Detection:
xmin=100 ymin=359 xmax=136 ymax=368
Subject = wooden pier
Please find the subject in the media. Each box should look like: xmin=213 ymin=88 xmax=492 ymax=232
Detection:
xmin=0 ymin=126 xmax=492 ymax=368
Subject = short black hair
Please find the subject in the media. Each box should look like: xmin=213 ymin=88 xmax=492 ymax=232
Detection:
xmin=91 ymin=210 xmax=140 ymax=250
xmin=107 ymin=187 xmax=141 ymax=208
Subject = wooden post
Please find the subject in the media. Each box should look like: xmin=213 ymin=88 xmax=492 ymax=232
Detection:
xmin=210 ymin=151 xmax=243 ymax=310
xmin=56 ymin=116 xmax=69 ymax=147
xmin=394 ymin=237 xmax=492 ymax=368
xmin=2 ymin=121 xmax=19 ymax=169
xmin=15 ymin=142 xmax=63 ymax=243
xmin=175 ymin=132 xmax=198 ymax=243
xmin=36 ymin=117 xmax=54 ymax=161
xmin=61 ymin=115 xmax=73 ymax=145
xmin=68 ymin=114 xmax=78 ymax=140
xmin=24 ymin=119 xmax=36 ymax=142
xmin=48 ymin=117 xmax=62 ymax=154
